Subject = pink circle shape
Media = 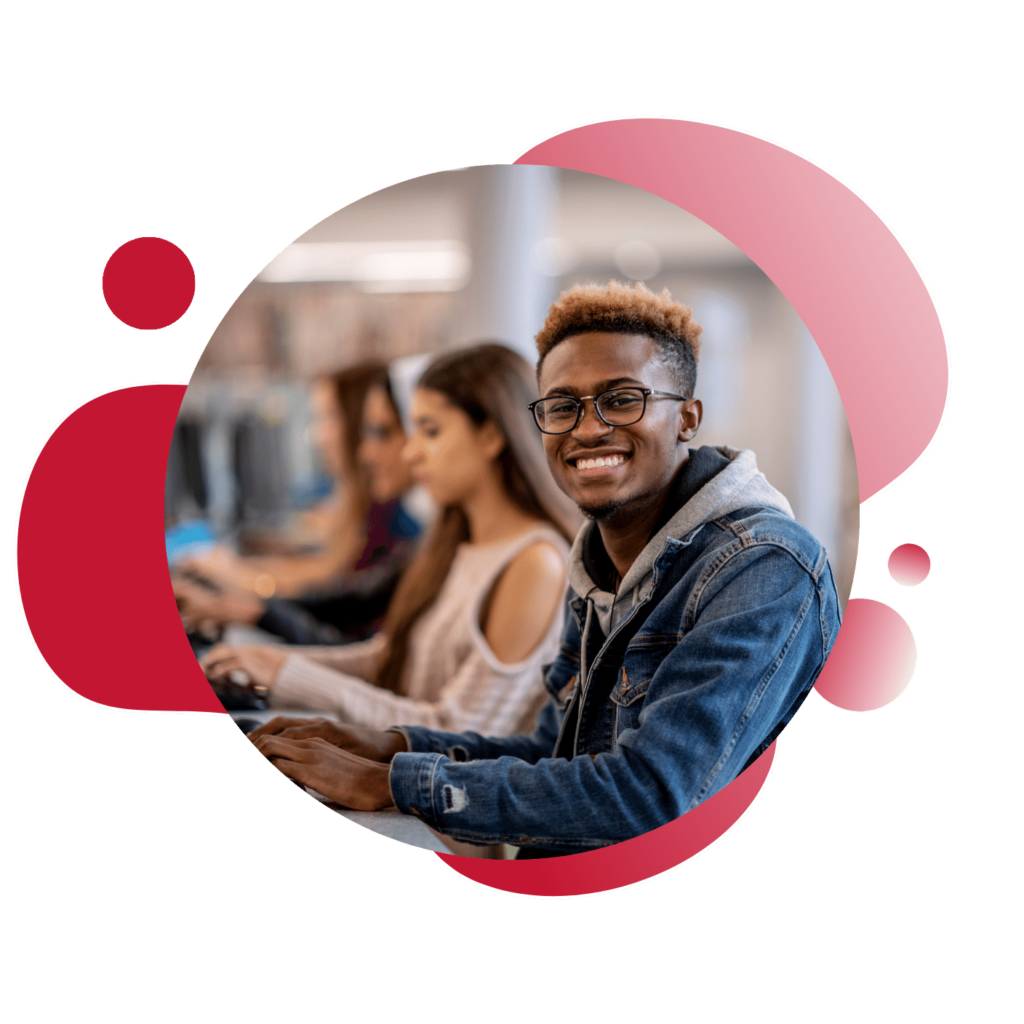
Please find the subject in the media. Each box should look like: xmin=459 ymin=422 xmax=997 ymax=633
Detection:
xmin=815 ymin=599 xmax=916 ymax=711
xmin=889 ymin=543 xmax=930 ymax=586
xmin=102 ymin=237 xmax=195 ymax=329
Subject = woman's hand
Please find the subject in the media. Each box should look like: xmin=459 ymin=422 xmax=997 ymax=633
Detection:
xmin=173 ymin=577 xmax=264 ymax=628
xmin=253 ymin=736 xmax=395 ymax=810
xmin=201 ymin=644 xmax=287 ymax=690
xmin=178 ymin=547 xmax=250 ymax=592
xmin=247 ymin=716 xmax=408 ymax=762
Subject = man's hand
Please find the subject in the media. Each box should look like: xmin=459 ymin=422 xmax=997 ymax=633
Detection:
xmin=201 ymin=644 xmax=287 ymax=689
xmin=253 ymin=736 xmax=395 ymax=810
xmin=247 ymin=717 xmax=408 ymax=762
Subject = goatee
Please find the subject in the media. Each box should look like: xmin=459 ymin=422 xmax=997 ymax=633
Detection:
xmin=578 ymin=499 xmax=628 ymax=522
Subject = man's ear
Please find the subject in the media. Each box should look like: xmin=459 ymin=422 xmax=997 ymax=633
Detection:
xmin=477 ymin=419 xmax=507 ymax=461
xmin=678 ymin=399 xmax=703 ymax=442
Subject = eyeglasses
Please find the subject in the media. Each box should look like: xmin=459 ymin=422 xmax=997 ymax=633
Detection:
xmin=528 ymin=387 xmax=689 ymax=435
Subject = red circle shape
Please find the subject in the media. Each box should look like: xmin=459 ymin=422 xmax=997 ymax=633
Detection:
xmin=102 ymin=237 xmax=195 ymax=329
xmin=888 ymin=543 xmax=931 ymax=586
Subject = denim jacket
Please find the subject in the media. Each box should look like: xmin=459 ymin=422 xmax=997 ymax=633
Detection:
xmin=388 ymin=448 xmax=842 ymax=853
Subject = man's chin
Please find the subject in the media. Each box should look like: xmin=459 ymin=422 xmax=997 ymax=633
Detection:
xmin=577 ymin=499 xmax=627 ymax=522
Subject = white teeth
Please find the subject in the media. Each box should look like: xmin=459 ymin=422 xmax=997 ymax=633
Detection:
xmin=575 ymin=454 xmax=626 ymax=470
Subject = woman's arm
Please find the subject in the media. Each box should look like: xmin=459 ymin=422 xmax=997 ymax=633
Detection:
xmin=266 ymin=543 xmax=567 ymax=733
xmin=277 ymin=634 xmax=387 ymax=678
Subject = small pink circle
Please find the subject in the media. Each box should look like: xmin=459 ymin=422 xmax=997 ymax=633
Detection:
xmin=816 ymin=599 xmax=916 ymax=711
xmin=102 ymin=237 xmax=195 ymax=330
xmin=888 ymin=543 xmax=930 ymax=586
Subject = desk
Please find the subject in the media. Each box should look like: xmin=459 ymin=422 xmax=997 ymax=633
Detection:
xmin=332 ymin=808 xmax=450 ymax=853
xmin=230 ymin=710 xmax=451 ymax=853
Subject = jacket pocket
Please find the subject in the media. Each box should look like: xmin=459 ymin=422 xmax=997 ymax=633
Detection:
xmin=609 ymin=638 xmax=679 ymax=744
xmin=609 ymin=664 xmax=651 ymax=711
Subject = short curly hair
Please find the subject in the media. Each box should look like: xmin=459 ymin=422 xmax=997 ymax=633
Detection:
xmin=535 ymin=281 xmax=703 ymax=397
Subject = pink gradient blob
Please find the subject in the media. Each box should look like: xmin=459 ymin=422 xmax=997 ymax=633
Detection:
xmin=815 ymin=599 xmax=917 ymax=711
xmin=517 ymin=119 xmax=948 ymax=502
xmin=889 ymin=543 xmax=931 ymax=586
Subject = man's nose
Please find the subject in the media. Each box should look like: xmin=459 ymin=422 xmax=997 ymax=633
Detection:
xmin=571 ymin=398 xmax=613 ymax=442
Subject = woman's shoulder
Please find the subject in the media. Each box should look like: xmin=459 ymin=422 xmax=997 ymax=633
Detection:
xmin=453 ymin=525 xmax=565 ymax=588
xmin=474 ymin=531 xmax=568 ymax=666
xmin=498 ymin=536 xmax=567 ymax=586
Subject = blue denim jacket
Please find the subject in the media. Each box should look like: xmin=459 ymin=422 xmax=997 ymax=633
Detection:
xmin=388 ymin=448 xmax=842 ymax=853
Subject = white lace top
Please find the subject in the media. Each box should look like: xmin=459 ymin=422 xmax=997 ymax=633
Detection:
xmin=270 ymin=525 xmax=569 ymax=735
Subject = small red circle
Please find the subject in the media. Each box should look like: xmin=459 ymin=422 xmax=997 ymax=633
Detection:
xmin=102 ymin=237 xmax=195 ymax=330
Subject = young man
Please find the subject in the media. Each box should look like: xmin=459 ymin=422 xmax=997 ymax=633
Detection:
xmin=252 ymin=282 xmax=842 ymax=855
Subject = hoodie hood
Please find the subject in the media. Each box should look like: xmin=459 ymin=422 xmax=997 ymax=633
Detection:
xmin=568 ymin=446 xmax=794 ymax=637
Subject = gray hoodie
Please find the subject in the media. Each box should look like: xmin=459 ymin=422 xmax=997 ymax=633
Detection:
xmin=567 ymin=446 xmax=795 ymax=639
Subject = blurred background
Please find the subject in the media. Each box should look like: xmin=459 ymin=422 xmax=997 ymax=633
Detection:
xmin=167 ymin=165 xmax=858 ymax=603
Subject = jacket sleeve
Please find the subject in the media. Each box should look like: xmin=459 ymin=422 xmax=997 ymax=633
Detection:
xmin=387 ymin=544 xmax=837 ymax=852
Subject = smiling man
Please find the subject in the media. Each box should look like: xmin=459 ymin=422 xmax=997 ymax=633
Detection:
xmin=252 ymin=281 xmax=842 ymax=856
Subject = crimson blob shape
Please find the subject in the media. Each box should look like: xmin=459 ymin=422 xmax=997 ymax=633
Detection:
xmin=102 ymin=237 xmax=195 ymax=329
xmin=814 ymin=599 xmax=916 ymax=711
xmin=889 ymin=543 xmax=930 ymax=586
xmin=18 ymin=385 xmax=223 ymax=712
xmin=432 ymin=737 xmax=774 ymax=897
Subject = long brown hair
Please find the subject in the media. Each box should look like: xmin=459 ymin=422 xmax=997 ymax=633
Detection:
xmin=326 ymin=361 xmax=388 ymax=572
xmin=374 ymin=343 xmax=579 ymax=694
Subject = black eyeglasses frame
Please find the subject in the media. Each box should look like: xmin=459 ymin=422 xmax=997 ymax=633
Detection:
xmin=527 ymin=386 xmax=690 ymax=435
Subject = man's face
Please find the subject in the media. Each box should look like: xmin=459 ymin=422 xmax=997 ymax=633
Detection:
xmin=537 ymin=332 xmax=700 ymax=522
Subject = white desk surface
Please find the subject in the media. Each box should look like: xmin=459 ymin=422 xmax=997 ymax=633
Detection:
xmin=230 ymin=710 xmax=451 ymax=853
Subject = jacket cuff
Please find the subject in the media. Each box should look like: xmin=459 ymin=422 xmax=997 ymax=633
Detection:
xmin=400 ymin=725 xmax=461 ymax=756
xmin=388 ymin=751 xmax=446 ymax=822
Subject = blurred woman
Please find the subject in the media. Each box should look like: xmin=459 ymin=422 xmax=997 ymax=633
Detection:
xmin=175 ymin=361 xmax=422 ymax=644
xmin=177 ymin=362 xmax=389 ymax=602
xmin=202 ymin=344 xmax=579 ymax=735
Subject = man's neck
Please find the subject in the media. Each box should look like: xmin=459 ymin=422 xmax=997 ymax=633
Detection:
xmin=595 ymin=497 xmax=667 ymax=582
xmin=587 ymin=445 xmax=730 ymax=591
xmin=595 ymin=453 xmax=693 ymax=581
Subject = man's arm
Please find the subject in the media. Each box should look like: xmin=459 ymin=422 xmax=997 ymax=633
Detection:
xmin=387 ymin=545 xmax=839 ymax=852
xmin=250 ymin=611 xmax=579 ymax=802
xmin=394 ymin=695 xmax=565 ymax=766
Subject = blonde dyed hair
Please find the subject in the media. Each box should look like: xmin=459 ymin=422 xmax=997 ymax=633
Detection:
xmin=535 ymin=281 xmax=703 ymax=395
